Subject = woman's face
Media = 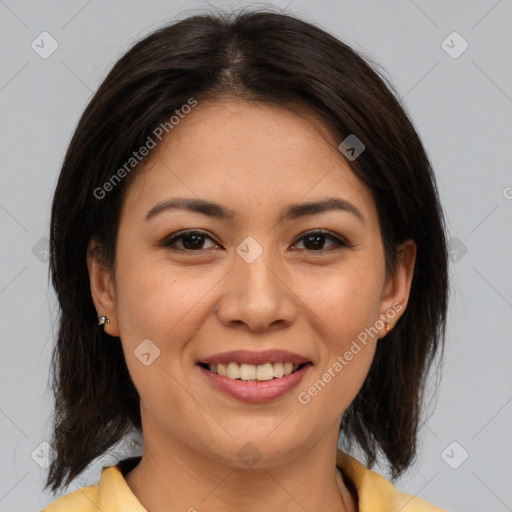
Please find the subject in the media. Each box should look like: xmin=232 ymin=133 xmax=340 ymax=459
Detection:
xmin=89 ymin=97 xmax=415 ymax=467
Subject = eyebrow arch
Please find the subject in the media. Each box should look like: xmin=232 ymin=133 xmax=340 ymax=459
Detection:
xmin=145 ymin=197 xmax=365 ymax=223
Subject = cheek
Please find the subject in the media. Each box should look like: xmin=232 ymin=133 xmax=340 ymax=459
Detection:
xmin=298 ymin=263 xmax=383 ymax=340
xmin=293 ymin=266 xmax=382 ymax=409
xmin=112 ymin=257 xmax=201 ymax=408
xmin=114 ymin=250 xmax=202 ymax=342
xmin=296 ymin=291 xmax=379 ymax=419
xmin=112 ymin=254 xmax=223 ymax=394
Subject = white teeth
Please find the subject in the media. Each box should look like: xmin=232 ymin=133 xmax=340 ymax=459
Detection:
xmin=256 ymin=363 xmax=274 ymax=381
xmin=226 ymin=362 xmax=240 ymax=379
xmin=206 ymin=362 xmax=302 ymax=381
xmin=240 ymin=363 xmax=256 ymax=380
xmin=273 ymin=362 xmax=284 ymax=378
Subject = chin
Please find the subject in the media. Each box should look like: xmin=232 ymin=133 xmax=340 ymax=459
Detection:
xmin=202 ymin=428 xmax=309 ymax=468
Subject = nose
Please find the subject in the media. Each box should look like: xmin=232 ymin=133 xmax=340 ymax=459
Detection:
xmin=216 ymin=247 xmax=298 ymax=332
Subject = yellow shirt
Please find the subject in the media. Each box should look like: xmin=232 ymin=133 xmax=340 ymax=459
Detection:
xmin=42 ymin=450 xmax=447 ymax=511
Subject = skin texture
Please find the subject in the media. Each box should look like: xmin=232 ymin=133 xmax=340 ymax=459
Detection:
xmin=87 ymin=97 xmax=416 ymax=512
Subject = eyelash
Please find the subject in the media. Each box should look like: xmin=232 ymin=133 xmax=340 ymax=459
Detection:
xmin=161 ymin=229 xmax=350 ymax=254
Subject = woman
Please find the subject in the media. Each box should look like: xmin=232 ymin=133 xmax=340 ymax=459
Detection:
xmin=43 ymin=8 xmax=449 ymax=511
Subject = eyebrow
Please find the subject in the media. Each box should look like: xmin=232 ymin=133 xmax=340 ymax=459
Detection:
xmin=145 ymin=196 xmax=365 ymax=223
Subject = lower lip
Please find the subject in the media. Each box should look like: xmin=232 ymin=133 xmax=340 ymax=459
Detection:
xmin=197 ymin=364 xmax=312 ymax=403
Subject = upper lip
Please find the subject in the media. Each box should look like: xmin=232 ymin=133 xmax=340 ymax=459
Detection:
xmin=198 ymin=349 xmax=311 ymax=366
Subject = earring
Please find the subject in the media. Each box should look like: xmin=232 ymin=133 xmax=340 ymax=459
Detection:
xmin=385 ymin=318 xmax=393 ymax=332
xmin=98 ymin=315 xmax=110 ymax=327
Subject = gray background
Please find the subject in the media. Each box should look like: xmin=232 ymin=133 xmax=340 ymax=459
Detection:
xmin=1 ymin=0 xmax=511 ymax=511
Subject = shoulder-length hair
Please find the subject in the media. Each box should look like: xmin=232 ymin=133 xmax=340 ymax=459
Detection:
xmin=47 ymin=7 xmax=449 ymax=492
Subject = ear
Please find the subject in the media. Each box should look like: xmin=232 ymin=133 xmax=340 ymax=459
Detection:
xmin=378 ymin=239 xmax=416 ymax=338
xmin=86 ymin=238 xmax=120 ymax=337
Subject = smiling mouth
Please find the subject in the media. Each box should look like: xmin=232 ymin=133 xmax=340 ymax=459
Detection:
xmin=197 ymin=361 xmax=312 ymax=381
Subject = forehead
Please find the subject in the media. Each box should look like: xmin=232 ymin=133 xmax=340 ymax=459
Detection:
xmin=123 ymin=98 xmax=377 ymax=223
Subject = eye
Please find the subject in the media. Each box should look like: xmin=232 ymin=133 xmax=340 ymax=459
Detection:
xmin=162 ymin=230 xmax=220 ymax=252
xmin=161 ymin=229 xmax=349 ymax=253
xmin=291 ymin=230 xmax=349 ymax=252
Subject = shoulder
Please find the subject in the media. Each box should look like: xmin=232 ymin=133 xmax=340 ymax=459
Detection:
xmin=336 ymin=450 xmax=447 ymax=512
xmin=42 ymin=462 xmax=146 ymax=512
xmin=42 ymin=484 xmax=100 ymax=511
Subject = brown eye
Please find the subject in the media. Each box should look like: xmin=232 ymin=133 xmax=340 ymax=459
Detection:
xmin=292 ymin=230 xmax=348 ymax=252
xmin=162 ymin=229 xmax=348 ymax=253
xmin=163 ymin=230 xmax=219 ymax=251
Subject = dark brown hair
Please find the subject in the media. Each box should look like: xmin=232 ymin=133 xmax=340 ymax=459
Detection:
xmin=46 ymin=7 xmax=449 ymax=492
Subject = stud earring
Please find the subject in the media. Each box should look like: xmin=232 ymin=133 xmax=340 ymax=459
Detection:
xmin=98 ymin=315 xmax=110 ymax=327
xmin=385 ymin=318 xmax=393 ymax=332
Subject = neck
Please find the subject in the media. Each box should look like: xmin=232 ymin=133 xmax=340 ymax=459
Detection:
xmin=124 ymin=433 xmax=356 ymax=512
